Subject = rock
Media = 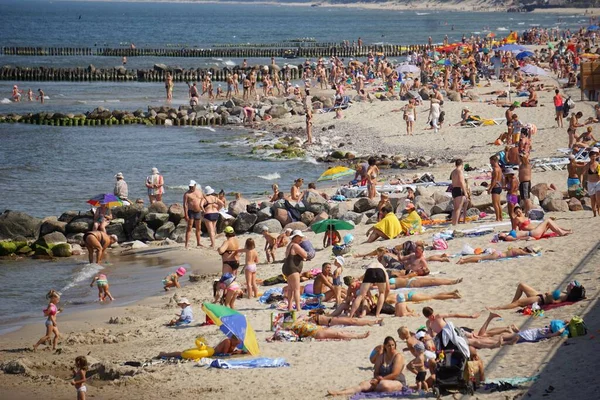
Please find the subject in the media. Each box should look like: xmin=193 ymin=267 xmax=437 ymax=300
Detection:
xmin=544 ymin=190 xmax=564 ymax=202
xmin=148 ymin=201 xmax=168 ymax=213
xmin=470 ymin=186 xmax=486 ymax=197
xmin=66 ymin=218 xmax=93 ymax=234
xmin=253 ymin=219 xmax=283 ymax=234
xmin=528 ymin=208 xmax=545 ymax=220
xmin=127 ymin=240 xmax=149 ymax=249
xmin=274 ymin=208 xmax=292 ymax=226
xmin=131 ymin=223 xmax=155 ymax=242
xmin=311 ymin=211 xmax=329 ymax=226
xmin=341 ymin=211 xmax=363 ymax=225
xmin=568 ymin=198 xmax=583 ymax=211
xmin=301 ymin=211 xmax=315 ymax=226
xmin=447 ymin=91 xmax=461 ymax=102
xmin=303 ymin=192 xmax=329 ymax=214
xmin=469 ymin=193 xmax=493 ymax=210
xmin=112 ymin=205 xmax=146 ymax=237
xmin=415 ymin=186 xmax=436 ymax=198
xmin=366 ymin=214 xmax=379 ymax=225
xmin=155 ymin=221 xmax=176 ymax=240
xmin=144 ymin=213 xmax=169 ymax=230
xmin=228 ymin=198 xmax=250 ymax=218
xmin=531 ymin=183 xmax=549 ymax=202
xmin=330 ymin=150 xmax=346 ymax=159
xmin=246 ymin=202 xmax=260 ymax=214
xmin=353 ymin=198 xmax=378 ymax=213
xmin=414 ymin=196 xmax=436 ymax=216
xmin=267 ymin=105 xmax=289 ymax=118
xmin=70 ymin=244 xmax=83 ymax=256
xmin=466 ymin=208 xmax=481 ymax=217
xmin=432 ymin=191 xmax=451 ymax=205
xmin=388 ymin=195 xmax=408 ymax=212
xmin=233 ymin=212 xmax=258 ymax=233
xmin=51 ymin=243 xmax=72 ymax=257
xmin=168 ymin=204 xmax=185 ymax=226
xmin=283 ymin=221 xmax=308 ymax=232
xmin=431 ymin=201 xmax=454 ymax=215
xmin=0 ymin=210 xmax=41 ymax=241
xmin=329 ymin=202 xmax=350 ymax=219
xmin=169 ymin=221 xmax=187 ymax=244
xmin=256 ymin=207 xmax=273 ymax=223
xmin=39 ymin=220 xmax=67 ymax=236
xmin=16 ymin=245 xmax=32 ymax=255
xmin=66 ymin=233 xmax=84 ymax=245
xmin=0 ymin=241 xmax=18 ymax=256
xmin=58 ymin=210 xmax=80 ymax=223
xmin=154 ymin=63 xmax=169 ymax=72
xmin=38 ymin=231 xmax=67 ymax=247
xmin=542 ymin=198 xmax=569 ymax=212
xmin=105 ymin=223 xmax=126 ymax=243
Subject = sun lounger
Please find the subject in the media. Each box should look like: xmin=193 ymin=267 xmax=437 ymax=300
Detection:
xmin=466 ymin=117 xmax=506 ymax=128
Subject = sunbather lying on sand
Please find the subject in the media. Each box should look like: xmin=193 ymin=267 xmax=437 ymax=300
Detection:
xmin=488 ymin=281 xmax=586 ymax=310
xmin=469 ymin=312 xmax=569 ymax=345
xmin=498 ymin=218 xmax=572 ymax=241
xmin=510 ymin=206 xmax=572 ymax=238
xmin=456 ymin=246 xmax=537 ymax=264
xmin=290 ymin=319 xmax=370 ymax=340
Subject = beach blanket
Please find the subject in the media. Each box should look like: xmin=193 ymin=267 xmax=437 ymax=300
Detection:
xmin=375 ymin=212 xmax=402 ymax=239
xmin=518 ymin=301 xmax=578 ymax=314
xmin=349 ymin=388 xmax=415 ymax=400
xmin=399 ymin=210 xmax=421 ymax=236
xmin=259 ymin=288 xmax=283 ymax=304
xmin=484 ymin=375 xmax=540 ymax=386
xmin=206 ymin=357 xmax=289 ymax=369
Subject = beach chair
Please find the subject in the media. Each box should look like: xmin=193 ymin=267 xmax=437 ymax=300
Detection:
xmin=466 ymin=117 xmax=506 ymax=128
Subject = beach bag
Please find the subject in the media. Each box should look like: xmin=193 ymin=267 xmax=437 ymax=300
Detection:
xmin=432 ymin=238 xmax=448 ymax=250
xmin=567 ymin=316 xmax=588 ymax=338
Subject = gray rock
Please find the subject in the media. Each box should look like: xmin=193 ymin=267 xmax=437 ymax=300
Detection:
xmin=341 ymin=211 xmax=363 ymax=225
xmin=329 ymin=202 xmax=350 ymax=219
xmin=155 ymin=221 xmax=176 ymax=240
xmin=301 ymin=211 xmax=315 ymax=226
xmin=283 ymin=221 xmax=308 ymax=232
xmin=228 ymin=198 xmax=250 ymax=218
xmin=568 ymin=198 xmax=583 ymax=211
xmin=542 ymin=198 xmax=569 ymax=212
xmin=253 ymin=219 xmax=283 ymax=234
xmin=66 ymin=218 xmax=93 ymax=234
xmin=131 ymin=223 xmax=155 ymax=242
xmin=544 ymin=191 xmax=564 ymax=202
xmin=388 ymin=195 xmax=408 ymax=213
xmin=267 ymin=105 xmax=290 ymax=118
xmin=106 ymin=223 xmax=127 ymax=243
xmin=40 ymin=220 xmax=67 ymax=236
xmin=353 ymin=198 xmax=377 ymax=213
xmin=169 ymin=221 xmax=187 ymax=243
xmin=311 ymin=211 xmax=329 ymax=226
xmin=58 ymin=210 xmax=81 ymax=223
xmin=256 ymin=207 xmax=273 ymax=223
xmin=148 ymin=201 xmax=168 ymax=214
xmin=466 ymin=208 xmax=481 ymax=217
xmin=274 ymin=207 xmax=292 ymax=226
xmin=432 ymin=191 xmax=452 ymax=205
xmin=470 ymin=193 xmax=493 ymax=210
xmin=414 ymin=196 xmax=436 ymax=216
xmin=233 ymin=212 xmax=258 ymax=233
xmin=168 ymin=204 xmax=185 ymax=226
xmin=66 ymin=233 xmax=84 ymax=245
xmin=531 ymin=183 xmax=549 ymax=202
xmin=366 ymin=214 xmax=379 ymax=225
xmin=38 ymin=231 xmax=67 ymax=247
xmin=431 ymin=201 xmax=454 ymax=215
xmin=144 ymin=213 xmax=169 ymax=230
xmin=415 ymin=186 xmax=436 ymax=198
xmin=303 ymin=191 xmax=329 ymax=214
xmin=0 ymin=210 xmax=41 ymax=241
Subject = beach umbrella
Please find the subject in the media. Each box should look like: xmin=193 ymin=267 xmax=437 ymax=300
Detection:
xmin=486 ymin=32 xmax=496 ymax=38
xmin=588 ymin=25 xmax=600 ymax=31
xmin=436 ymin=59 xmax=453 ymax=66
xmin=520 ymin=64 xmax=549 ymax=76
xmin=202 ymin=303 xmax=259 ymax=356
xmin=395 ymin=64 xmax=420 ymax=74
xmin=317 ymin=166 xmax=355 ymax=182
xmin=496 ymin=44 xmax=527 ymax=52
xmin=516 ymin=51 xmax=535 ymax=60
xmin=311 ymin=218 xmax=355 ymax=234
xmin=87 ymin=193 xmax=123 ymax=208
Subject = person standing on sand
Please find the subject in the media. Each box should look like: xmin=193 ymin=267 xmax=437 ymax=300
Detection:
xmin=165 ymin=72 xmax=173 ymax=102
xmin=283 ymin=230 xmax=308 ymax=312
xmin=33 ymin=290 xmax=61 ymax=352
xmin=404 ymin=98 xmax=416 ymax=136
xmin=554 ymin=89 xmax=564 ymax=128
xmin=568 ymin=111 xmax=584 ymax=148
xmin=305 ymin=98 xmax=313 ymax=145
xmin=428 ymin=99 xmax=441 ymax=133
xmin=202 ymin=186 xmax=225 ymax=248
xmin=183 ymin=180 xmax=205 ymax=249
xmin=505 ymin=105 xmax=515 ymax=144
xmin=586 ymin=147 xmax=600 ymax=217
xmin=519 ymin=155 xmax=532 ymax=215
xmin=450 ymin=159 xmax=469 ymax=225
xmin=145 ymin=167 xmax=164 ymax=204
xmin=504 ymin=167 xmax=520 ymax=218
xmin=218 ymin=226 xmax=240 ymax=275
xmin=113 ymin=172 xmax=129 ymax=205
xmin=488 ymin=155 xmax=503 ymax=221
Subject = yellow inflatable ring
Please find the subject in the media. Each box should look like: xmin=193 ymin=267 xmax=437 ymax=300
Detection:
xmin=181 ymin=337 xmax=215 ymax=360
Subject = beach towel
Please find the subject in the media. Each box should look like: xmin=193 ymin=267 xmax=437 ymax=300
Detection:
xmin=484 ymin=375 xmax=540 ymax=386
xmin=259 ymin=288 xmax=283 ymax=304
xmin=374 ymin=212 xmax=402 ymax=239
xmin=399 ymin=210 xmax=421 ymax=236
xmin=518 ymin=301 xmax=578 ymax=313
xmin=206 ymin=357 xmax=289 ymax=369
xmin=349 ymin=387 xmax=415 ymax=400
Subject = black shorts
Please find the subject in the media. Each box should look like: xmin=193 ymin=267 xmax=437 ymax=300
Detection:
xmin=451 ymin=187 xmax=465 ymax=198
xmin=491 ymin=186 xmax=503 ymax=195
xmin=363 ymin=268 xmax=386 ymax=283
xmin=204 ymin=212 xmax=220 ymax=222
xmin=187 ymin=210 xmax=202 ymax=220
xmin=223 ymin=260 xmax=240 ymax=271
xmin=519 ymin=181 xmax=531 ymax=200
xmin=416 ymin=371 xmax=427 ymax=382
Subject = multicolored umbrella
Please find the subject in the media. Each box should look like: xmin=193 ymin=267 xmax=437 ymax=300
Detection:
xmin=436 ymin=59 xmax=453 ymax=66
xmin=202 ymin=303 xmax=259 ymax=355
xmin=317 ymin=166 xmax=355 ymax=182
xmin=87 ymin=193 xmax=123 ymax=208
xmin=311 ymin=218 xmax=355 ymax=234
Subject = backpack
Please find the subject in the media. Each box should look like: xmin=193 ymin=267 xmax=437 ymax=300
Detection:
xmin=568 ymin=316 xmax=588 ymax=338
xmin=402 ymin=240 xmax=416 ymax=256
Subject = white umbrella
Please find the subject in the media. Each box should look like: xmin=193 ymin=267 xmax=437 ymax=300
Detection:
xmin=520 ymin=64 xmax=549 ymax=76
xmin=396 ymin=64 xmax=420 ymax=74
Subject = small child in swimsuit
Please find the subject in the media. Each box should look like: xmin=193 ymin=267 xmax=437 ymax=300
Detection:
xmin=332 ymin=256 xmax=345 ymax=305
xmin=394 ymin=292 xmax=418 ymax=317
xmin=163 ymin=266 xmax=187 ymax=291
xmin=323 ymin=226 xmax=341 ymax=248
xmin=89 ymin=273 xmax=114 ymax=302
xmin=236 ymin=238 xmax=260 ymax=299
xmin=412 ymin=342 xmax=429 ymax=392
xmin=218 ymin=273 xmax=242 ymax=309
xmin=71 ymin=356 xmax=88 ymax=400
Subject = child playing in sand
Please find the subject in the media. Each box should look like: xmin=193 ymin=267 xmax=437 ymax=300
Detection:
xmin=412 ymin=342 xmax=429 ymax=393
xmin=33 ymin=290 xmax=62 ymax=351
xmin=163 ymin=266 xmax=186 ymax=291
xmin=218 ymin=273 xmax=242 ymax=309
xmin=89 ymin=273 xmax=114 ymax=302
xmin=168 ymin=298 xmax=193 ymax=326
xmin=262 ymin=227 xmax=277 ymax=264
xmin=71 ymin=356 xmax=88 ymax=400
xmin=236 ymin=238 xmax=260 ymax=299
xmin=394 ymin=292 xmax=419 ymax=317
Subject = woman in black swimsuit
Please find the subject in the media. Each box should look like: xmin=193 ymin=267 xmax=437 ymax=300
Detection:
xmin=218 ymin=226 xmax=240 ymax=275
xmin=348 ymin=261 xmax=389 ymax=319
xmin=282 ymin=231 xmax=308 ymax=312
xmin=202 ymin=186 xmax=225 ymax=248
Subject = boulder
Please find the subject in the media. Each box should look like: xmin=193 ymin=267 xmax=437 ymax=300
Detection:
xmin=148 ymin=201 xmax=168 ymax=214
xmin=40 ymin=220 xmax=67 ymax=236
xmin=568 ymin=198 xmax=583 ymax=211
xmin=66 ymin=233 xmax=85 ymax=245
xmin=415 ymin=186 xmax=436 ymax=198
xmin=66 ymin=218 xmax=93 ymax=234
xmin=544 ymin=191 xmax=564 ymax=202
xmin=366 ymin=214 xmax=379 ymax=225
xmin=329 ymin=202 xmax=349 ymax=219
xmin=283 ymin=222 xmax=308 ymax=232
xmin=246 ymin=202 xmax=260 ymax=214
xmin=341 ymin=211 xmax=363 ymax=225
xmin=542 ymin=198 xmax=569 ymax=212
xmin=303 ymin=192 xmax=329 ymax=214
xmin=267 ymin=105 xmax=290 ymax=118
xmin=256 ymin=207 xmax=272 ymax=223
xmin=0 ymin=241 xmax=18 ymax=256
xmin=466 ymin=208 xmax=481 ymax=217
xmin=469 ymin=193 xmax=493 ymax=210
xmin=38 ymin=232 xmax=67 ymax=247
xmin=253 ymin=219 xmax=283 ymax=234
xmin=106 ymin=223 xmax=127 ymax=243
xmin=131 ymin=223 xmax=155 ymax=242
xmin=311 ymin=211 xmax=329 ymax=226
xmin=431 ymin=201 xmax=454 ymax=215
xmin=274 ymin=208 xmax=292 ymax=226
xmin=528 ymin=208 xmax=545 ymax=221
xmin=169 ymin=221 xmax=187 ymax=243
xmin=168 ymin=204 xmax=185 ymax=225
xmin=228 ymin=198 xmax=250 ymax=218
xmin=432 ymin=191 xmax=451 ymax=205
xmin=414 ymin=196 xmax=436 ymax=216
xmin=112 ymin=205 xmax=147 ymax=237
xmin=0 ymin=211 xmax=41 ymax=241
xmin=301 ymin=211 xmax=315 ymax=226
xmin=531 ymin=183 xmax=549 ymax=202
xmin=388 ymin=195 xmax=408 ymax=212
xmin=58 ymin=210 xmax=81 ymax=223
xmin=144 ymin=213 xmax=169 ymax=230
xmin=70 ymin=244 xmax=83 ymax=256
xmin=16 ymin=245 xmax=33 ymax=255
xmin=233 ymin=212 xmax=258 ymax=233
xmin=51 ymin=243 xmax=72 ymax=257
xmin=155 ymin=221 xmax=176 ymax=240
xmin=353 ymin=198 xmax=378 ymax=213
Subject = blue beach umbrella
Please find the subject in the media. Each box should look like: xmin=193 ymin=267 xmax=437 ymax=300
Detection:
xmin=496 ymin=44 xmax=527 ymax=52
xmin=516 ymin=51 xmax=535 ymax=60
xmin=588 ymin=25 xmax=600 ymax=31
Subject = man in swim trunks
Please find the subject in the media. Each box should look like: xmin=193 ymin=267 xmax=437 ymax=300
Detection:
xmin=487 ymin=155 xmax=503 ymax=221
xmin=183 ymin=180 xmax=205 ymax=249
xmin=397 ymin=243 xmax=430 ymax=276
xmin=518 ymin=155 xmax=532 ymax=214
xmin=84 ymin=231 xmax=118 ymax=264
xmin=450 ymin=159 xmax=469 ymax=226
xmin=313 ymin=263 xmax=347 ymax=302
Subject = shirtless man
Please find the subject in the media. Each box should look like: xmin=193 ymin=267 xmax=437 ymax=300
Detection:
xmin=37 ymin=88 xmax=45 ymax=104
xmin=518 ymin=155 xmax=532 ymax=214
xmin=450 ymin=159 xmax=469 ymax=225
xmin=397 ymin=243 xmax=430 ymax=276
xmin=262 ymin=227 xmax=278 ymax=263
xmin=84 ymin=231 xmax=118 ymax=264
xmin=487 ymin=155 xmax=503 ymax=221
xmin=183 ymin=180 xmax=205 ymax=249
xmin=290 ymin=178 xmax=303 ymax=201
xmin=313 ymin=263 xmax=337 ymax=301
xmin=232 ymin=72 xmax=239 ymax=96
xmin=202 ymin=186 xmax=225 ymax=248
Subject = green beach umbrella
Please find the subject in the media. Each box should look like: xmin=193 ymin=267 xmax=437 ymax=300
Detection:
xmin=311 ymin=218 xmax=355 ymax=234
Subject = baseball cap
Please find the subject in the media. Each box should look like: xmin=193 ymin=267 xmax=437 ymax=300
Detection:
xmin=189 ymin=180 xmax=197 ymax=187
xmin=224 ymin=226 xmax=235 ymax=234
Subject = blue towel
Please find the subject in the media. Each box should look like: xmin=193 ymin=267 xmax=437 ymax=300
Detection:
xmin=208 ymin=357 xmax=289 ymax=369
xmin=349 ymin=387 xmax=415 ymax=400
xmin=259 ymin=288 xmax=283 ymax=304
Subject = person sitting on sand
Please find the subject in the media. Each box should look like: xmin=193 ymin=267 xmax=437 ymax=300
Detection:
xmin=167 ymin=298 xmax=193 ymax=327
xmin=83 ymin=231 xmax=118 ymax=264
xmin=214 ymin=335 xmax=247 ymax=355
xmin=92 ymin=204 xmax=111 ymax=232
xmin=520 ymin=87 xmax=538 ymax=107
xmin=394 ymin=292 xmax=419 ymax=317
xmin=322 ymin=225 xmax=341 ymax=248
xmin=453 ymin=106 xmax=471 ymax=126
xmin=269 ymin=184 xmax=281 ymax=202
xmin=290 ymin=318 xmax=370 ymax=341
xmin=313 ymin=262 xmax=346 ymax=302
xmin=328 ymin=336 xmax=405 ymax=396
xmin=488 ymin=281 xmax=586 ymax=310
xmin=574 ymin=126 xmax=598 ymax=149
xmin=290 ymin=178 xmax=304 ymax=201
xmin=456 ymin=246 xmax=537 ymax=264
xmin=399 ymin=203 xmax=422 ymax=236
xmin=365 ymin=204 xmax=401 ymax=243
xmin=376 ymin=193 xmax=392 ymax=221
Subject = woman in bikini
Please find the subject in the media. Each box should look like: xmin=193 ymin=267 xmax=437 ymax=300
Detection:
xmin=488 ymin=282 xmax=583 ymax=310
xmin=456 ymin=246 xmax=536 ymax=264
xmin=218 ymin=226 xmax=240 ymax=275
xmin=499 ymin=209 xmax=572 ymax=241
xmin=202 ymin=186 xmax=225 ymax=248
xmin=403 ymin=98 xmax=416 ymax=136
xmin=585 ymin=147 xmax=600 ymax=217
xmin=567 ymin=111 xmax=584 ymax=148
xmin=269 ymin=184 xmax=280 ymax=202
xmin=290 ymin=178 xmax=303 ymax=202
xmin=235 ymin=238 xmax=259 ymax=299
xmin=92 ymin=204 xmax=111 ymax=232
xmin=307 ymin=310 xmax=383 ymax=327
xmin=366 ymin=157 xmax=379 ymax=200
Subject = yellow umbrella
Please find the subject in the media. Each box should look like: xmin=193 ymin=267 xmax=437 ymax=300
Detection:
xmin=317 ymin=166 xmax=355 ymax=182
